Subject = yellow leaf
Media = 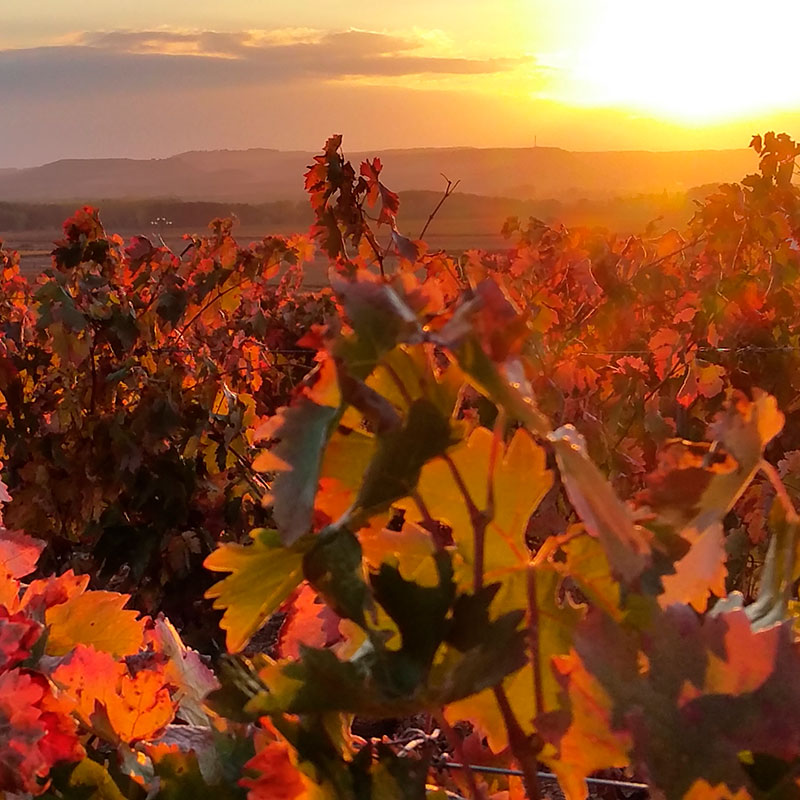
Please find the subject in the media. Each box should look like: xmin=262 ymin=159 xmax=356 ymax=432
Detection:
xmin=45 ymin=591 xmax=145 ymax=657
xmin=404 ymin=428 xmax=552 ymax=583
xmin=445 ymin=566 xmax=583 ymax=751
xmin=205 ymin=529 xmax=304 ymax=652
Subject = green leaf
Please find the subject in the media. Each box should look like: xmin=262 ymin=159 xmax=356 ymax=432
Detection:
xmin=355 ymin=399 xmax=454 ymax=517
xmin=745 ymin=502 xmax=800 ymax=629
xmin=331 ymin=276 xmax=422 ymax=378
xmin=370 ymin=556 xmax=455 ymax=671
xmin=269 ymin=395 xmax=341 ymax=545
xmin=304 ymin=525 xmax=370 ymax=626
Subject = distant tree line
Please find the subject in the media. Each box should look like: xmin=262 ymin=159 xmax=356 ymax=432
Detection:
xmin=0 ymin=187 xmax=713 ymax=235
xmin=0 ymin=199 xmax=312 ymax=232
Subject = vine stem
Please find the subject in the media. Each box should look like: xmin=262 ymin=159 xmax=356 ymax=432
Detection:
xmin=478 ymin=411 xmax=506 ymax=591
xmin=434 ymin=711 xmax=486 ymax=800
xmin=760 ymin=459 xmax=800 ymax=523
xmin=172 ymin=278 xmax=247 ymax=342
xmin=492 ymin=686 xmax=542 ymax=800
xmin=526 ymin=565 xmax=545 ymax=717
xmin=443 ymin=453 xmax=487 ymax=593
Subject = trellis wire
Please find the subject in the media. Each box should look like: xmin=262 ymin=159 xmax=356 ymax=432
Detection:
xmin=443 ymin=762 xmax=648 ymax=792
xmin=247 ymin=346 xmax=800 ymax=358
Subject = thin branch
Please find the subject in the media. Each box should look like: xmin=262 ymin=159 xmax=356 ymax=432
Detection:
xmin=420 ymin=174 xmax=461 ymax=240
xmin=730 ymin=222 xmax=747 ymax=274
xmin=443 ymin=453 xmax=487 ymax=592
xmin=478 ymin=411 xmax=505 ymax=592
xmin=492 ymin=686 xmax=542 ymax=800
xmin=172 ymin=278 xmax=247 ymax=342
xmin=411 ymin=490 xmax=449 ymax=553
xmin=526 ymin=565 xmax=545 ymax=717
xmin=760 ymin=459 xmax=800 ymax=523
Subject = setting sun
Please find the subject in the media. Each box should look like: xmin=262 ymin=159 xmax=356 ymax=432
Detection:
xmin=567 ymin=0 xmax=800 ymax=123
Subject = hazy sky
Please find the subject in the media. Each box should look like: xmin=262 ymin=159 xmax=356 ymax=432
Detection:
xmin=2 ymin=0 xmax=800 ymax=166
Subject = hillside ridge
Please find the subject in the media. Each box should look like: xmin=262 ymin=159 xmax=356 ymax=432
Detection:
xmin=0 ymin=145 xmax=755 ymax=204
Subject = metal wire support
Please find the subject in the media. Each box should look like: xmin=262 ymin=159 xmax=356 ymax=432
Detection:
xmin=442 ymin=762 xmax=649 ymax=792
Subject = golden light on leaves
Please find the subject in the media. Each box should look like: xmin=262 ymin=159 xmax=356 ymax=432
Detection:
xmin=204 ymin=528 xmax=304 ymax=652
xmin=45 ymin=590 xmax=145 ymax=658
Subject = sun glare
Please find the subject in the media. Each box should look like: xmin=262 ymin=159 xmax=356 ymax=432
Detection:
xmin=567 ymin=0 xmax=800 ymax=123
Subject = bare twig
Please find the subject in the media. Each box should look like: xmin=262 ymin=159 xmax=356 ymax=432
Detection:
xmin=420 ymin=174 xmax=461 ymax=240
xmin=760 ymin=459 xmax=800 ymax=523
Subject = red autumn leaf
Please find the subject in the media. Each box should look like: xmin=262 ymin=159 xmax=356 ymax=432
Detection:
xmin=0 ymin=607 xmax=42 ymax=669
xmin=0 ymin=669 xmax=82 ymax=794
xmin=0 ymin=529 xmax=44 ymax=579
xmin=360 ymin=158 xmax=400 ymax=226
xmin=20 ymin=570 xmax=89 ymax=616
xmin=648 ymin=327 xmax=682 ymax=380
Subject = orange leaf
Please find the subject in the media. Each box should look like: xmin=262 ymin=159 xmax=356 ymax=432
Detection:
xmin=683 ymin=779 xmax=752 ymax=800
xmin=659 ymin=523 xmax=727 ymax=612
xmin=542 ymin=651 xmax=631 ymax=800
xmin=277 ymin=584 xmax=341 ymax=660
xmin=52 ymin=645 xmax=176 ymax=743
xmin=21 ymin=570 xmax=89 ymax=615
xmin=240 ymin=739 xmax=310 ymax=800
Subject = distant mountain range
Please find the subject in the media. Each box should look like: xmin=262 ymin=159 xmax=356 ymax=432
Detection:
xmin=0 ymin=146 xmax=757 ymax=204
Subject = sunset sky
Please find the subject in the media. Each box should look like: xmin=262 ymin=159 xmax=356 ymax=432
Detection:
xmin=3 ymin=0 xmax=800 ymax=166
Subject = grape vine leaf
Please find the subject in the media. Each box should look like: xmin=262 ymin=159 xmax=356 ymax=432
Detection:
xmin=149 ymin=615 xmax=220 ymax=726
xmin=52 ymin=644 xmax=176 ymax=743
xmin=256 ymin=363 xmax=342 ymax=545
xmin=539 ymin=651 xmax=632 ymax=800
xmin=0 ymin=528 xmax=45 ymax=578
xmin=205 ymin=528 xmax=305 ymax=652
xmin=549 ymin=425 xmax=652 ymax=583
xmin=45 ymin=590 xmax=145 ymax=657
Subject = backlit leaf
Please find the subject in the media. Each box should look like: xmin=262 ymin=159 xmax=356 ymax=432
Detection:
xmin=0 ymin=528 xmax=45 ymax=578
xmin=205 ymin=529 xmax=304 ymax=652
xmin=549 ymin=426 xmax=651 ymax=583
xmin=45 ymin=590 xmax=145 ymax=657
xmin=52 ymin=644 xmax=176 ymax=743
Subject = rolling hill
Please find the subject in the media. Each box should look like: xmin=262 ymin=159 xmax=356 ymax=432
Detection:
xmin=0 ymin=146 xmax=756 ymax=204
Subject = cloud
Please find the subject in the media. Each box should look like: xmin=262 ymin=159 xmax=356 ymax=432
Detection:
xmin=0 ymin=27 xmax=531 ymax=99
